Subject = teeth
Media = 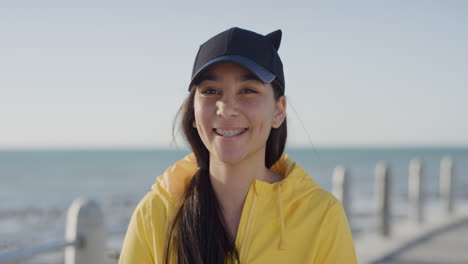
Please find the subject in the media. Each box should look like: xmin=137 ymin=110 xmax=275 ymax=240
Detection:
xmin=215 ymin=129 xmax=247 ymax=137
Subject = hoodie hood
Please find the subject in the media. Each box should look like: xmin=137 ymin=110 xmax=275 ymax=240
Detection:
xmin=120 ymin=153 xmax=357 ymax=263
xmin=153 ymin=153 xmax=320 ymax=203
xmin=152 ymin=152 xmax=321 ymax=253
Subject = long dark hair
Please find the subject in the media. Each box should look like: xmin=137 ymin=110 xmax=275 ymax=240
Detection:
xmin=165 ymin=79 xmax=287 ymax=264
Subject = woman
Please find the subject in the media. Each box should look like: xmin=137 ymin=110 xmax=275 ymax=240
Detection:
xmin=119 ymin=27 xmax=357 ymax=264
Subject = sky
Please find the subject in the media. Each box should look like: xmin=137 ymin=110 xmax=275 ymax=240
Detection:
xmin=1 ymin=0 xmax=467 ymax=149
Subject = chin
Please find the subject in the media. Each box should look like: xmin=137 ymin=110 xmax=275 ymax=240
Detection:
xmin=212 ymin=150 xmax=247 ymax=165
xmin=210 ymin=144 xmax=265 ymax=166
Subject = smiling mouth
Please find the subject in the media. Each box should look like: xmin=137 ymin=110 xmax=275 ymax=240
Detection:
xmin=214 ymin=128 xmax=248 ymax=137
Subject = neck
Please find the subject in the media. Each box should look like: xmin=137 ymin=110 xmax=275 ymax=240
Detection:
xmin=209 ymin=151 xmax=271 ymax=214
xmin=208 ymin=150 xmax=284 ymax=239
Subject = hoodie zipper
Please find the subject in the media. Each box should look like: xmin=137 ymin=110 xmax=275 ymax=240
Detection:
xmin=238 ymin=193 xmax=258 ymax=262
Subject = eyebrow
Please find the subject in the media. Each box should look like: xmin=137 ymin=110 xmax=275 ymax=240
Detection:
xmin=196 ymin=73 xmax=261 ymax=84
xmin=237 ymin=74 xmax=261 ymax=82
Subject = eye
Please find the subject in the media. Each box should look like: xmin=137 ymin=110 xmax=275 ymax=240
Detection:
xmin=241 ymin=88 xmax=258 ymax=94
xmin=201 ymin=88 xmax=218 ymax=95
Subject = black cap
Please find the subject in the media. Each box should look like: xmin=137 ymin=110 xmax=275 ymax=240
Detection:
xmin=189 ymin=27 xmax=285 ymax=94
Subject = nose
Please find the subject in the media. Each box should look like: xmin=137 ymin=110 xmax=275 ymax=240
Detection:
xmin=216 ymin=96 xmax=239 ymax=118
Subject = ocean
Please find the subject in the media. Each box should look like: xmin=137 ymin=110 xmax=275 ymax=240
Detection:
xmin=1 ymin=147 xmax=467 ymax=262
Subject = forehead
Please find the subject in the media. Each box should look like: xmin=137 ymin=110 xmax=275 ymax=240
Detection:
xmin=197 ymin=62 xmax=262 ymax=83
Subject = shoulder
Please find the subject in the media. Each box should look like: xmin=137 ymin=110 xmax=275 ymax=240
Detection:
xmin=300 ymin=187 xmax=351 ymax=240
xmin=309 ymin=190 xmax=357 ymax=263
xmin=279 ymin=156 xmax=340 ymax=215
xmin=120 ymin=182 xmax=178 ymax=263
xmin=131 ymin=181 xmax=179 ymax=225
xmin=306 ymin=187 xmax=340 ymax=211
xmin=155 ymin=153 xmax=198 ymax=202
xmin=281 ymin=161 xmax=344 ymax=224
xmin=131 ymin=153 xmax=198 ymax=224
xmin=289 ymin=183 xmax=342 ymax=221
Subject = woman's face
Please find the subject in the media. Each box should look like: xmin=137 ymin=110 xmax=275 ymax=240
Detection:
xmin=193 ymin=62 xmax=286 ymax=166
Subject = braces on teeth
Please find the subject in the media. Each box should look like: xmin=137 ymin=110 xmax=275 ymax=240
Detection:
xmin=215 ymin=129 xmax=246 ymax=137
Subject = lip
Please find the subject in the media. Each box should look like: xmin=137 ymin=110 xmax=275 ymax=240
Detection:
xmin=213 ymin=128 xmax=248 ymax=141
xmin=214 ymin=127 xmax=248 ymax=130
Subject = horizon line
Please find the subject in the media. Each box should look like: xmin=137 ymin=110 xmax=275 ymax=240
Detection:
xmin=1 ymin=143 xmax=468 ymax=152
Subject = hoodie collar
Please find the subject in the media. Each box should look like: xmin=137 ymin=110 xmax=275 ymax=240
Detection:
xmin=155 ymin=153 xmax=306 ymax=200
xmin=154 ymin=153 xmax=317 ymax=252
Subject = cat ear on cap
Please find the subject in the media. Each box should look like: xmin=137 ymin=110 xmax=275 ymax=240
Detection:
xmin=265 ymin=29 xmax=282 ymax=51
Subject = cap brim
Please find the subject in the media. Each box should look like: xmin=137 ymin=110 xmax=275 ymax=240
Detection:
xmin=190 ymin=55 xmax=276 ymax=89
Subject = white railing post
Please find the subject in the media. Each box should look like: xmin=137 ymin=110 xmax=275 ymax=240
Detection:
xmin=65 ymin=198 xmax=106 ymax=264
xmin=440 ymin=156 xmax=454 ymax=215
xmin=375 ymin=162 xmax=391 ymax=237
xmin=332 ymin=165 xmax=351 ymax=220
xmin=409 ymin=159 xmax=424 ymax=223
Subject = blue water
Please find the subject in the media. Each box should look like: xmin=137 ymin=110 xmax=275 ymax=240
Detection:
xmin=0 ymin=147 xmax=467 ymax=254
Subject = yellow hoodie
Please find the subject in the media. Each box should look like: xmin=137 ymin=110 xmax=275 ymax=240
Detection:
xmin=119 ymin=153 xmax=357 ymax=263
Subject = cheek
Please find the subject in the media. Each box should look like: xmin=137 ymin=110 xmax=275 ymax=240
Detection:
xmin=257 ymin=114 xmax=274 ymax=136
xmin=244 ymin=101 xmax=275 ymax=133
xmin=193 ymin=96 xmax=204 ymax=121
xmin=194 ymin=98 xmax=214 ymax=133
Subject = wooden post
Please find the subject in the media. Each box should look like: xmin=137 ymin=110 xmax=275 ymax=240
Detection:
xmin=440 ymin=156 xmax=454 ymax=215
xmin=375 ymin=162 xmax=391 ymax=237
xmin=65 ymin=198 xmax=106 ymax=264
xmin=332 ymin=165 xmax=351 ymax=220
xmin=409 ymin=159 xmax=424 ymax=223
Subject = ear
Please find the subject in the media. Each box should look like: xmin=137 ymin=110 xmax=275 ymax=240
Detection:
xmin=272 ymin=96 xmax=286 ymax=128
xmin=265 ymin=29 xmax=282 ymax=51
xmin=192 ymin=121 xmax=197 ymax=128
